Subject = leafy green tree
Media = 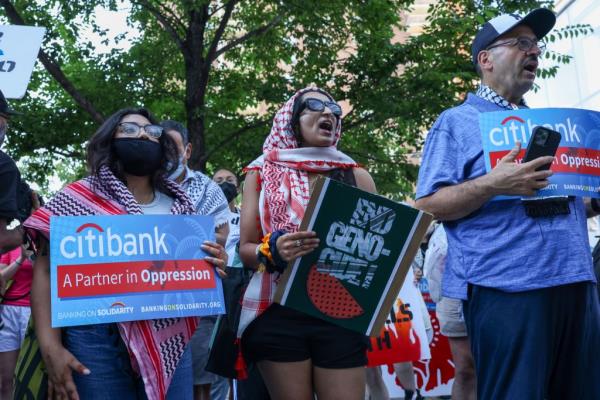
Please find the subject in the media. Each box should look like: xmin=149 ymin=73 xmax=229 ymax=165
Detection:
xmin=0 ymin=0 xmax=591 ymax=197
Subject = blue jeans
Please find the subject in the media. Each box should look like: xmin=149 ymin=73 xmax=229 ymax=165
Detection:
xmin=210 ymin=376 xmax=230 ymax=399
xmin=63 ymin=323 xmax=193 ymax=399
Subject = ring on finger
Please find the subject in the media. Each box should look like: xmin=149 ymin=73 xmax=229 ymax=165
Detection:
xmin=295 ymin=239 xmax=303 ymax=248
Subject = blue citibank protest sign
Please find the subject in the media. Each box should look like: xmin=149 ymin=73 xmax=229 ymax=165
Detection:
xmin=49 ymin=215 xmax=225 ymax=327
xmin=480 ymin=108 xmax=600 ymax=199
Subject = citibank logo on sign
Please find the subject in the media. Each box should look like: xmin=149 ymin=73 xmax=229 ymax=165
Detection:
xmin=488 ymin=115 xmax=581 ymax=146
xmin=59 ymin=223 xmax=168 ymax=259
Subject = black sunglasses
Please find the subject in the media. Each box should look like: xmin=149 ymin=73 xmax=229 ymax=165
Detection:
xmin=300 ymin=98 xmax=342 ymax=117
xmin=117 ymin=122 xmax=163 ymax=139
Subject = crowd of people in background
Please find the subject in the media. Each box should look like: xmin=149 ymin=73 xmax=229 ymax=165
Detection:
xmin=0 ymin=6 xmax=599 ymax=400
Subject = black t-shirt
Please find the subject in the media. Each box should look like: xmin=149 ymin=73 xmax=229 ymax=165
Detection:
xmin=0 ymin=149 xmax=20 ymax=221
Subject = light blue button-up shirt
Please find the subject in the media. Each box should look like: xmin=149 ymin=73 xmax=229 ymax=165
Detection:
xmin=416 ymin=94 xmax=595 ymax=300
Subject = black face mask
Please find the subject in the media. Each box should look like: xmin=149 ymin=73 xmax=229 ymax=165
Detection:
xmin=112 ymin=138 xmax=163 ymax=177
xmin=219 ymin=181 xmax=238 ymax=203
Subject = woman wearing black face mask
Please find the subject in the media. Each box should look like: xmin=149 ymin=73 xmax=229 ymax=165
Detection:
xmin=23 ymin=108 xmax=228 ymax=400
xmin=218 ymin=181 xmax=238 ymax=204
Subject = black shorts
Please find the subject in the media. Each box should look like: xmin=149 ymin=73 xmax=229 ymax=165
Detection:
xmin=241 ymin=304 xmax=368 ymax=369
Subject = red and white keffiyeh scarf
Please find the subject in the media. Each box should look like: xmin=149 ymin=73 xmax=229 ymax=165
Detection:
xmin=238 ymin=87 xmax=359 ymax=337
xmin=24 ymin=165 xmax=198 ymax=400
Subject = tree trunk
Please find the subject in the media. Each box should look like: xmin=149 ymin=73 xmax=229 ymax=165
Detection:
xmin=184 ymin=6 xmax=210 ymax=172
xmin=186 ymin=102 xmax=207 ymax=172
xmin=184 ymin=52 xmax=208 ymax=172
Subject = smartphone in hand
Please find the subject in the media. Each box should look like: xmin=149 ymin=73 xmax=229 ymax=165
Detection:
xmin=523 ymin=126 xmax=562 ymax=171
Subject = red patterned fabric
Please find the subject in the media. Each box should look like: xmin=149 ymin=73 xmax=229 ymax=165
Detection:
xmin=24 ymin=165 xmax=198 ymax=400
xmin=238 ymin=87 xmax=359 ymax=339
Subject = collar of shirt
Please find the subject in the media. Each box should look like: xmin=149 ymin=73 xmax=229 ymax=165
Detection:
xmin=475 ymin=84 xmax=528 ymax=110
xmin=180 ymin=165 xmax=194 ymax=185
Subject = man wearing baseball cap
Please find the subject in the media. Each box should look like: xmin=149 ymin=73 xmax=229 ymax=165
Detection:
xmin=0 ymin=89 xmax=26 ymax=254
xmin=415 ymin=8 xmax=600 ymax=399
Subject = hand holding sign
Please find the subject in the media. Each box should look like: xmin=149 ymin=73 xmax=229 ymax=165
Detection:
xmin=480 ymin=108 xmax=600 ymax=199
xmin=201 ymin=240 xmax=228 ymax=278
xmin=50 ymin=215 xmax=226 ymax=327
xmin=274 ymin=178 xmax=433 ymax=336
xmin=276 ymin=231 xmax=320 ymax=262
xmin=486 ymin=141 xmax=554 ymax=197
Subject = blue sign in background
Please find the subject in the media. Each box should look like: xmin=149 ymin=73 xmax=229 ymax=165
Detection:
xmin=480 ymin=108 xmax=600 ymax=199
xmin=50 ymin=214 xmax=225 ymax=327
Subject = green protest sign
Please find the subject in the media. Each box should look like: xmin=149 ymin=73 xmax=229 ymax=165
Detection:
xmin=274 ymin=177 xmax=432 ymax=336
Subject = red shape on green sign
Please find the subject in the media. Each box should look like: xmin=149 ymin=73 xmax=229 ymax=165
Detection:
xmin=306 ymin=264 xmax=364 ymax=319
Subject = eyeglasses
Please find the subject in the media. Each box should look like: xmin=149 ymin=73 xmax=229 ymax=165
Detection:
xmin=300 ymin=98 xmax=343 ymax=117
xmin=117 ymin=122 xmax=163 ymax=139
xmin=486 ymin=37 xmax=546 ymax=55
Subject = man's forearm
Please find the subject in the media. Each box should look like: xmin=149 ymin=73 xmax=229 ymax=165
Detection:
xmin=415 ymin=174 xmax=497 ymax=221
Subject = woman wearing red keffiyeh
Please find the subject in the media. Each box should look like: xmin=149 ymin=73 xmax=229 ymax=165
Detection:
xmin=23 ymin=108 xmax=227 ymax=400
xmin=238 ymin=87 xmax=377 ymax=400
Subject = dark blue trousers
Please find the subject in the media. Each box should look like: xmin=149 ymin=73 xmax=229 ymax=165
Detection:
xmin=464 ymin=282 xmax=600 ymax=399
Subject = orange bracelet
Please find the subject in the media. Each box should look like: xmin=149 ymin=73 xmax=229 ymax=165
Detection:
xmin=258 ymin=233 xmax=274 ymax=264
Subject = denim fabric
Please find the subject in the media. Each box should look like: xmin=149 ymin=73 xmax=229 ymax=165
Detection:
xmin=190 ymin=318 xmax=220 ymax=385
xmin=63 ymin=323 xmax=192 ymax=399
xmin=210 ymin=376 xmax=230 ymax=399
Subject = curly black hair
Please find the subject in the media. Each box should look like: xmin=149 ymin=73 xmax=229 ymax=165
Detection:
xmin=86 ymin=107 xmax=178 ymax=193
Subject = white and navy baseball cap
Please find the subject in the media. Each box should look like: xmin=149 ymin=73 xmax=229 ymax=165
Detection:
xmin=471 ymin=8 xmax=556 ymax=64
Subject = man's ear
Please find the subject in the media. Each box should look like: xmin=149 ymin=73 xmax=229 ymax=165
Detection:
xmin=478 ymin=50 xmax=494 ymax=74
xmin=184 ymin=143 xmax=192 ymax=162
